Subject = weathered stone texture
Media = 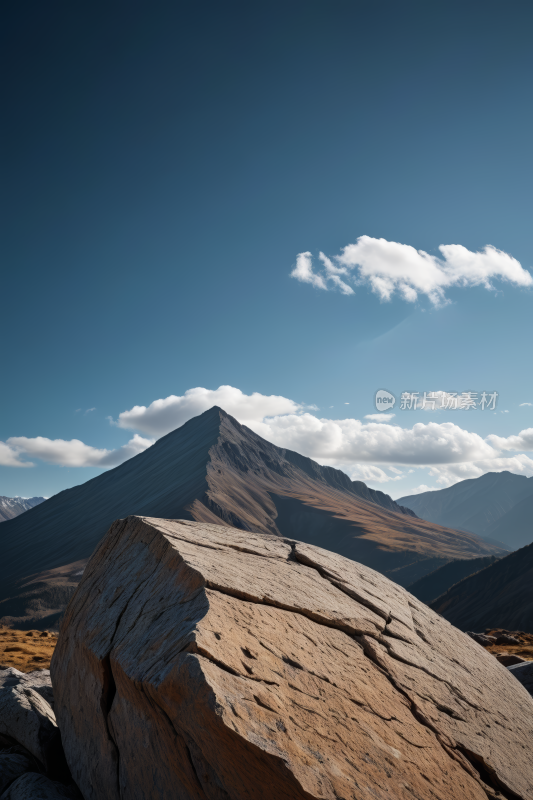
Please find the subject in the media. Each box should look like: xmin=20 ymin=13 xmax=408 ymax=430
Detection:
xmin=51 ymin=517 xmax=533 ymax=800
xmin=0 ymin=669 xmax=58 ymax=771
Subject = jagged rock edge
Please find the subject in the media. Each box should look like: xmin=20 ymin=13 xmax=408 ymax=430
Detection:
xmin=75 ymin=526 xmax=518 ymax=800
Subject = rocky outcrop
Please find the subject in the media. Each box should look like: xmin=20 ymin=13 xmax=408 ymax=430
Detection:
xmin=0 ymin=669 xmax=59 ymax=770
xmin=51 ymin=517 xmax=533 ymax=800
xmin=0 ymin=668 xmax=77 ymax=797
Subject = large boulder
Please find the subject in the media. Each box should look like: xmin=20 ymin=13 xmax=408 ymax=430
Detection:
xmin=51 ymin=517 xmax=533 ymax=800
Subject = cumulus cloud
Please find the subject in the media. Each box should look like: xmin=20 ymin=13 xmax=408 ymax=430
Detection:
xmin=0 ymin=441 xmax=33 ymax=468
xmin=6 ymin=434 xmax=153 ymax=468
xmin=115 ymin=386 xmax=304 ymax=437
xmin=115 ymin=385 xmax=533 ymax=490
xmin=339 ymin=463 xmax=402 ymax=484
xmin=6 ymin=383 xmax=533 ymax=495
xmin=291 ymin=236 xmax=532 ymax=306
xmin=402 ymin=484 xmax=433 ymax=496
xmin=486 ymin=428 xmax=533 ymax=452
xmin=249 ymin=414 xmax=497 ymax=466
xmin=520 ymin=402 xmax=532 ymax=407
xmin=426 ymin=454 xmax=533 ymax=487
xmin=290 ymin=252 xmax=327 ymax=290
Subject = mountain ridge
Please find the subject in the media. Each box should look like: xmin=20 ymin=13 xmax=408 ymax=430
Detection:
xmin=398 ymin=470 xmax=533 ymax=548
xmin=430 ymin=541 xmax=533 ymax=631
xmin=0 ymin=495 xmax=46 ymax=522
xmin=0 ymin=407 xmax=504 ymax=628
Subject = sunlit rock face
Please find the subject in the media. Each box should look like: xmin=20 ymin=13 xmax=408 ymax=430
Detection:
xmin=51 ymin=516 xmax=533 ymax=800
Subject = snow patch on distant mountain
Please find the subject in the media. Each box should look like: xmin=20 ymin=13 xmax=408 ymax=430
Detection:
xmin=0 ymin=495 xmax=46 ymax=522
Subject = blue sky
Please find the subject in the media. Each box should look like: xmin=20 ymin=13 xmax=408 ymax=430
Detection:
xmin=2 ymin=0 xmax=532 ymax=500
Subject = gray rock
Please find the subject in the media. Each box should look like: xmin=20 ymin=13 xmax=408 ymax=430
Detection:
xmin=0 ymin=670 xmax=54 ymax=710
xmin=508 ymin=660 xmax=533 ymax=696
xmin=0 ymin=754 xmax=35 ymax=795
xmin=0 ymin=670 xmax=58 ymax=771
xmin=494 ymin=633 xmax=521 ymax=645
xmin=496 ymin=653 xmax=526 ymax=666
xmin=465 ymin=631 xmax=496 ymax=645
xmin=51 ymin=516 xmax=533 ymax=800
xmin=0 ymin=773 xmax=80 ymax=799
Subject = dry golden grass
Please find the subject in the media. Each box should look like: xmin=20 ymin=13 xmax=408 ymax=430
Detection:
xmin=0 ymin=626 xmax=58 ymax=672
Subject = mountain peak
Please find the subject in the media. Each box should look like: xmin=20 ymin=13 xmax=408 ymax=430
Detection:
xmin=0 ymin=409 xmax=503 ymax=629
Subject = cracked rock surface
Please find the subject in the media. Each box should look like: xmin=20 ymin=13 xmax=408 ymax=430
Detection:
xmin=51 ymin=517 xmax=533 ymax=800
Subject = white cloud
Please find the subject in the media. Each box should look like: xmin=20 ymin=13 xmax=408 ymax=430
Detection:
xmin=426 ymin=454 xmax=533 ymax=487
xmin=6 ymin=434 xmax=153 ymax=468
xmin=291 ymin=236 xmax=532 ymax=306
xmin=318 ymin=252 xmax=354 ymax=295
xmin=290 ymin=252 xmax=327 ymax=290
xmin=6 ymin=384 xmax=533 ymax=497
xmin=332 ymin=463 xmax=403 ymax=484
xmin=0 ymin=441 xmax=33 ymax=468
xmin=486 ymin=428 xmax=533 ymax=452
xmin=520 ymin=402 xmax=532 ymax=407
xmin=115 ymin=385 xmax=303 ymax=437
xmin=249 ymin=414 xmax=497 ymax=466
xmin=115 ymin=386 xmax=533 ymax=489
xmin=402 ymin=484 xmax=433 ymax=496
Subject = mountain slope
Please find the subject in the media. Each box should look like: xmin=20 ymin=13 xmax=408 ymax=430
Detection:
xmin=407 ymin=556 xmax=500 ymax=604
xmin=0 ymin=407 xmax=504 ymax=628
xmin=0 ymin=496 xmax=45 ymax=522
xmin=485 ymin=492 xmax=533 ymax=549
xmin=398 ymin=471 xmax=533 ymax=547
xmin=430 ymin=542 xmax=533 ymax=631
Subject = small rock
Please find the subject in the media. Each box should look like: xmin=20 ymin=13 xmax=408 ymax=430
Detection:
xmin=508 ymin=661 xmax=533 ymax=697
xmin=466 ymin=631 xmax=495 ymax=645
xmin=494 ymin=633 xmax=520 ymax=645
xmin=496 ymin=653 xmax=526 ymax=667
xmin=0 ymin=754 xmax=35 ymax=795
xmin=0 ymin=773 xmax=80 ymax=799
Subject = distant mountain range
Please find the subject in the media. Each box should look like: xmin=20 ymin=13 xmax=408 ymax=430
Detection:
xmin=0 ymin=495 xmax=45 ymax=522
xmin=0 ymin=407 xmax=502 ymax=630
xmin=430 ymin=541 xmax=533 ymax=632
xmin=398 ymin=471 xmax=533 ymax=549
